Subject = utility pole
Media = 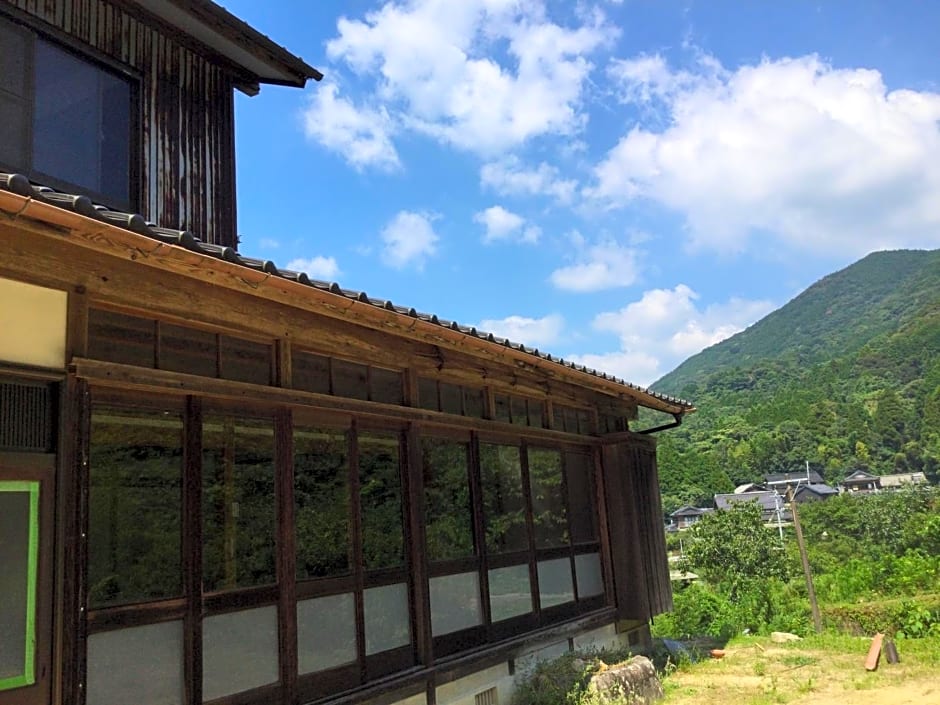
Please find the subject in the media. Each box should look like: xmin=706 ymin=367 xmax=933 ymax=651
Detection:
xmin=788 ymin=486 xmax=822 ymax=632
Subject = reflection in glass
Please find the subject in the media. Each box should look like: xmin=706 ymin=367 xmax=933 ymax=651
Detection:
xmin=528 ymin=448 xmax=568 ymax=548
xmin=359 ymin=433 xmax=404 ymax=570
xmin=565 ymin=452 xmax=598 ymax=544
xmin=294 ymin=428 xmax=350 ymax=579
xmin=422 ymin=438 xmax=474 ymax=561
xmin=0 ymin=484 xmax=36 ymax=685
xmin=488 ymin=565 xmax=533 ymax=622
xmin=480 ymin=444 xmax=527 ymax=554
xmin=575 ymin=553 xmax=604 ymax=598
xmin=430 ymin=572 xmax=482 ymax=636
xmin=89 ymin=406 xmax=182 ymax=607
xmin=86 ymin=621 xmax=183 ymax=705
xmin=203 ymin=416 xmax=276 ymax=591
xmin=203 ymin=606 xmax=278 ymax=700
xmin=538 ymin=558 xmax=574 ymax=608
xmin=297 ymin=593 xmax=356 ymax=673
xmin=364 ymin=583 xmax=411 ymax=654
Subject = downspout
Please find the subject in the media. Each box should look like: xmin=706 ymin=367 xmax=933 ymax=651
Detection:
xmin=637 ymin=412 xmax=683 ymax=435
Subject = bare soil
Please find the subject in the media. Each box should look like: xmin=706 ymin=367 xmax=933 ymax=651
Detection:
xmin=660 ymin=634 xmax=940 ymax=705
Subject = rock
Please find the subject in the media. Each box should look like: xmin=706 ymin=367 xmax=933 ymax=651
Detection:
xmin=587 ymin=655 xmax=664 ymax=704
xmin=770 ymin=632 xmax=802 ymax=643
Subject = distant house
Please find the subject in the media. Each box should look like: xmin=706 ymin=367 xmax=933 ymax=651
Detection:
xmin=841 ymin=469 xmax=882 ymax=493
xmin=880 ymin=472 xmax=928 ymax=490
xmin=765 ymin=471 xmax=825 ymax=494
xmin=669 ymin=506 xmax=713 ymax=530
xmin=713 ymin=491 xmax=790 ymax=523
xmin=793 ymin=483 xmax=839 ymax=504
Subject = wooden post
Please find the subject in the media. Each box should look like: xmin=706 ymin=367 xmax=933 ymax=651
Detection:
xmin=788 ymin=488 xmax=822 ymax=633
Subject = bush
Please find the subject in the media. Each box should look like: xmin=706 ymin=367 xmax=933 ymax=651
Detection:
xmin=822 ymin=594 xmax=940 ymax=636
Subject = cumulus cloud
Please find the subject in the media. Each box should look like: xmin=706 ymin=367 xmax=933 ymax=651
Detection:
xmin=573 ymin=284 xmax=774 ymax=385
xmin=474 ymin=205 xmax=541 ymax=243
xmin=286 ymin=256 xmax=341 ymax=280
xmin=326 ymin=1 xmax=616 ymax=155
xmin=550 ymin=240 xmax=641 ymax=291
xmin=380 ymin=210 xmax=440 ymax=269
xmin=477 ymin=314 xmax=564 ymax=347
xmin=301 ymin=83 xmax=400 ymax=171
xmin=588 ymin=53 xmax=940 ymax=256
xmin=480 ymin=156 xmax=578 ymax=203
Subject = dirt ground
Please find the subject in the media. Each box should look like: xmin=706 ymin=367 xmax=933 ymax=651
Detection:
xmin=659 ymin=634 xmax=940 ymax=705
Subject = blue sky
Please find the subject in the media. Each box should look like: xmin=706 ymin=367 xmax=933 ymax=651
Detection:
xmin=221 ymin=0 xmax=940 ymax=388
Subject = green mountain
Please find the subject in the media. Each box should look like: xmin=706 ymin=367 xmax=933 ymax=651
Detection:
xmin=649 ymin=249 xmax=940 ymax=512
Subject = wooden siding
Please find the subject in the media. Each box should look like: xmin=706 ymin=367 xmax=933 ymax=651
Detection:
xmin=7 ymin=0 xmax=237 ymax=246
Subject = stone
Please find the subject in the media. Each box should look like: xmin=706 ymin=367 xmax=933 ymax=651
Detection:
xmin=587 ymin=655 xmax=664 ymax=704
xmin=770 ymin=632 xmax=802 ymax=643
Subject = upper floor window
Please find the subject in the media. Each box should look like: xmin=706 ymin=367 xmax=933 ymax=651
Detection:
xmin=0 ymin=16 xmax=133 ymax=209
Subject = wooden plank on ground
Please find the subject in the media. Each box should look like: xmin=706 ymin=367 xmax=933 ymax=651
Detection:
xmin=864 ymin=633 xmax=884 ymax=671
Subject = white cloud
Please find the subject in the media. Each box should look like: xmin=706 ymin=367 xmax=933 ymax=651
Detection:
xmin=326 ymin=1 xmax=617 ymax=154
xmin=575 ymin=284 xmax=774 ymax=385
xmin=380 ymin=210 xmax=440 ymax=269
xmin=477 ymin=314 xmax=564 ymax=347
xmin=550 ymin=240 xmax=641 ymax=292
xmin=286 ymin=256 xmax=342 ymax=280
xmin=480 ymin=156 xmax=578 ymax=203
xmin=589 ymin=53 xmax=940 ymax=256
xmin=474 ymin=205 xmax=541 ymax=243
xmin=301 ymin=83 xmax=400 ymax=171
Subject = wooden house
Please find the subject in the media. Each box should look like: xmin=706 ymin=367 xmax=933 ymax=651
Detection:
xmin=0 ymin=2 xmax=694 ymax=705
xmin=840 ymin=469 xmax=881 ymax=494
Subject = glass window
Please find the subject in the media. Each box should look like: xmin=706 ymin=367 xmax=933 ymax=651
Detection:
xmin=332 ymin=360 xmax=368 ymax=401
xmin=529 ymin=400 xmax=545 ymax=428
xmin=429 ymin=572 xmax=482 ymax=636
xmin=527 ymin=448 xmax=568 ymax=548
xmin=203 ymin=416 xmax=276 ymax=591
xmin=359 ymin=433 xmax=404 ymax=570
xmin=510 ymin=397 xmax=528 ymax=426
xmin=494 ymin=394 xmax=510 ymax=423
xmin=370 ymin=367 xmax=403 ymax=405
xmin=30 ymin=38 xmax=131 ymax=206
xmin=297 ymin=593 xmax=356 ymax=674
xmin=292 ymin=351 xmax=331 ymax=395
xmin=220 ymin=335 xmax=272 ymax=386
xmin=421 ymin=439 xmax=474 ymax=561
xmin=203 ymin=606 xmax=279 ymax=700
xmin=364 ymin=583 xmax=410 ymax=655
xmin=88 ymin=407 xmax=182 ymax=607
xmin=417 ymin=378 xmax=438 ymax=411
xmin=538 ymin=558 xmax=574 ymax=609
xmin=439 ymin=383 xmax=462 ymax=415
xmin=575 ymin=553 xmax=604 ymax=598
xmin=0 ymin=21 xmax=29 ymax=167
xmin=0 ymin=482 xmax=38 ymax=690
xmin=488 ymin=565 xmax=532 ymax=622
xmin=479 ymin=444 xmax=527 ymax=554
xmin=86 ymin=621 xmax=184 ymax=705
xmin=463 ymin=388 xmax=485 ymax=418
xmin=294 ymin=428 xmax=350 ymax=580
xmin=160 ymin=324 xmax=217 ymax=378
xmin=87 ymin=309 xmax=155 ymax=368
xmin=565 ymin=452 xmax=598 ymax=544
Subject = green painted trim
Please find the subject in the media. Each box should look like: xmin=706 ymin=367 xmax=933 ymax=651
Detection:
xmin=0 ymin=481 xmax=39 ymax=691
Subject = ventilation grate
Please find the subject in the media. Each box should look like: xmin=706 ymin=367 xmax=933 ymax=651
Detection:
xmin=475 ymin=687 xmax=498 ymax=705
xmin=0 ymin=380 xmax=54 ymax=452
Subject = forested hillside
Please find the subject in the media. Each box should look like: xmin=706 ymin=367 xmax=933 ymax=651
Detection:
xmin=649 ymin=249 xmax=940 ymax=512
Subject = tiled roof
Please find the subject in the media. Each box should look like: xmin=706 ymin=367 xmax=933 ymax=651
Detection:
xmin=714 ymin=491 xmax=780 ymax=513
xmin=0 ymin=172 xmax=694 ymax=414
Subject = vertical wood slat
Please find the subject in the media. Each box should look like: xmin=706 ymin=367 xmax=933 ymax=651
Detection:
xmin=8 ymin=0 xmax=238 ymax=245
xmin=518 ymin=441 xmax=541 ymax=617
xmin=591 ymin=446 xmax=616 ymax=606
xmin=405 ymin=424 xmax=433 ymax=669
xmin=467 ymin=434 xmax=491 ymax=631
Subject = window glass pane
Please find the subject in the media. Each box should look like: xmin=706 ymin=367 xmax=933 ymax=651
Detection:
xmin=297 ymin=593 xmax=356 ymax=674
xmin=220 ymin=335 xmax=271 ymax=386
xmin=360 ymin=432 xmax=404 ymax=570
xmin=538 ymin=558 xmax=574 ymax=608
xmin=203 ymin=416 xmax=275 ymax=591
xmin=292 ymin=351 xmax=330 ymax=395
xmin=439 ymin=383 xmax=462 ymax=415
xmin=463 ymin=387 xmax=485 ymax=418
xmin=552 ymin=406 xmax=566 ymax=432
xmin=494 ymin=394 xmax=510 ymax=423
xmin=510 ymin=397 xmax=528 ymax=426
xmin=0 ymin=93 xmax=28 ymax=167
xmin=479 ymin=444 xmax=527 ymax=554
xmin=294 ymin=428 xmax=349 ymax=580
xmin=577 ymin=410 xmax=593 ymax=435
xmin=528 ymin=448 xmax=568 ymax=548
xmin=488 ymin=565 xmax=532 ymax=622
xmin=529 ymin=400 xmax=545 ymax=428
xmin=86 ymin=621 xmax=183 ymax=705
xmin=564 ymin=408 xmax=579 ymax=435
xmin=370 ymin=367 xmax=403 ymax=405
xmin=417 ymin=378 xmax=438 ymax=411
xmin=565 ymin=452 xmax=598 ymax=544
xmin=89 ymin=407 xmax=181 ymax=607
xmin=203 ymin=606 xmax=278 ymax=700
xmin=0 ymin=21 xmax=28 ymax=96
xmin=429 ymin=572 xmax=481 ymax=636
xmin=332 ymin=359 xmax=368 ymax=400
xmin=87 ymin=309 xmax=155 ymax=368
xmin=0 ymin=483 xmax=37 ymax=688
xmin=33 ymin=40 xmax=130 ymax=205
xmin=160 ymin=323 xmax=217 ymax=378
xmin=422 ymin=438 xmax=474 ymax=561
xmin=575 ymin=553 xmax=604 ymax=598
xmin=364 ymin=583 xmax=410 ymax=655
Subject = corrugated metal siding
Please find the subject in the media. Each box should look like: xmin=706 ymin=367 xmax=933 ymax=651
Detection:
xmin=10 ymin=0 xmax=237 ymax=246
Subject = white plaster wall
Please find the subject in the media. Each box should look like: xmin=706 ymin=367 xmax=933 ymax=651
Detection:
xmin=0 ymin=277 xmax=67 ymax=368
